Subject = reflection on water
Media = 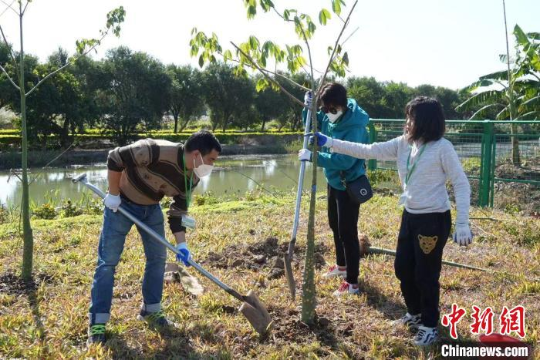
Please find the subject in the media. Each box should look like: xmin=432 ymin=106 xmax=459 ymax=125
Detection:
xmin=0 ymin=155 xmax=326 ymax=206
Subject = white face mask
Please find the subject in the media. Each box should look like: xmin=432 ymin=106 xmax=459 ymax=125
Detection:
xmin=327 ymin=110 xmax=343 ymax=123
xmin=193 ymin=153 xmax=213 ymax=178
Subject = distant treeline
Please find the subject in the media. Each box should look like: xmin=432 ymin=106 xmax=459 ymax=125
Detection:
xmin=0 ymin=44 xmax=472 ymax=148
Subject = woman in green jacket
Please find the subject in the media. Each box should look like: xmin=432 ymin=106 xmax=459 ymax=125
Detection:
xmin=299 ymin=83 xmax=370 ymax=296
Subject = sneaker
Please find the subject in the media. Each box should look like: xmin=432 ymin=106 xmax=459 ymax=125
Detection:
xmin=137 ymin=310 xmax=177 ymax=329
xmin=393 ymin=313 xmax=422 ymax=330
xmin=414 ymin=325 xmax=439 ymax=346
xmin=333 ymin=281 xmax=360 ymax=296
xmin=87 ymin=323 xmax=106 ymax=346
xmin=323 ymin=265 xmax=347 ymax=278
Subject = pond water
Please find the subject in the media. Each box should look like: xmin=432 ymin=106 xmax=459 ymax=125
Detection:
xmin=0 ymin=154 xmax=328 ymax=206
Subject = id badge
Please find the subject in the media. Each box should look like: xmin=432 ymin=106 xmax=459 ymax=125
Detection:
xmin=181 ymin=214 xmax=196 ymax=229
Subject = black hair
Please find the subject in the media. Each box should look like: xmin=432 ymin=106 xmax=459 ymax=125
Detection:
xmin=405 ymin=96 xmax=445 ymax=143
xmin=185 ymin=130 xmax=222 ymax=155
xmin=319 ymin=82 xmax=348 ymax=109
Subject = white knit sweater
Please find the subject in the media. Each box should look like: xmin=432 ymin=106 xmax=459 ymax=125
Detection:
xmin=330 ymin=135 xmax=471 ymax=224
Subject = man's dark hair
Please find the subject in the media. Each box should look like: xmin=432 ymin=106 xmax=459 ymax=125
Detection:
xmin=405 ymin=96 xmax=446 ymax=143
xmin=319 ymin=82 xmax=348 ymax=108
xmin=185 ymin=130 xmax=222 ymax=155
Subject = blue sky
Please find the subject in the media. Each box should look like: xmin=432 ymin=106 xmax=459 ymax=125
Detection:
xmin=0 ymin=0 xmax=538 ymax=90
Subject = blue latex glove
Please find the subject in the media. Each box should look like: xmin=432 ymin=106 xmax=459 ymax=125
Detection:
xmin=308 ymin=132 xmax=332 ymax=147
xmin=175 ymin=242 xmax=192 ymax=267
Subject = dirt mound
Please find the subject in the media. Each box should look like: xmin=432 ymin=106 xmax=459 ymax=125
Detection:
xmin=203 ymin=237 xmax=327 ymax=280
xmin=264 ymin=306 xmax=358 ymax=356
xmin=0 ymin=272 xmax=55 ymax=295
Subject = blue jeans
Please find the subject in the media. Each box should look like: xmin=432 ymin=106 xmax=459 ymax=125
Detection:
xmin=89 ymin=201 xmax=167 ymax=324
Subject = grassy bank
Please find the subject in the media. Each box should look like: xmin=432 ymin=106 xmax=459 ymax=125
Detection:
xmin=0 ymin=191 xmax=539 ymax=359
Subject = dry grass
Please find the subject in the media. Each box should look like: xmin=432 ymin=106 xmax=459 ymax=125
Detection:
xmin=0 ymin=192 xmax=539 ymax=359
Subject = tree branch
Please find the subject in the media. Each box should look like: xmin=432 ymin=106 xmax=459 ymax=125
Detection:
xmin=26 ymin=30 xmax=109 ymax=97
xmin=0 ymin=0 xmax=17 ymax=16
xmin=222 ymin=51 xmax=309 ymax=91
xmin=21 ymin=0 xmax=29 ymax=15
xmin=0 ymin=24 xmax=20 ymax=79
xmin=341 ymin=26 xmax=359 ymax=47
xmin=0 ymin=62 xmax=20 ymax=90
xmin=231 ymin=41 xmax=304 ymax=107
xmin=260 ymin=67 xmax=310 ymax=91
xmin=318 ymin=0 xmax=358 ymax=92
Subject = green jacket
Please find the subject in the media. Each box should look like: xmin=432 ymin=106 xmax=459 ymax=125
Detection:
xmin=303 ymin=98 xmax=370 ymax=190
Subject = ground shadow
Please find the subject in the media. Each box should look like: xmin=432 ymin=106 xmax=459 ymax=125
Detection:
xmin=361 ymin=280 xmax=407 ymax=321
xmin=108 ymin=323 xmax=226 ymax=359
xmin=0 ymin=272 xmax=50 ymax=343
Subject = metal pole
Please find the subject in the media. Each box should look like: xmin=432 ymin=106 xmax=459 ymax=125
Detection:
xmin=479 ymin=121 xmax=494 ymax=207
xmin=368 ymin=123 xmax=377 ymax=171
xmin=289 ymin=109 xmax=312 ymax=247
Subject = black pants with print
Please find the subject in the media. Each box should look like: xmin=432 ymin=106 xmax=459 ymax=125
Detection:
xmin=328 ymin=185 xmax=361 ymax=284
xmin=394 ymin=209 xmax=451 ymax=328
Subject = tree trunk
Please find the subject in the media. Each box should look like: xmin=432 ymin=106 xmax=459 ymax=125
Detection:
xmin=173 ymin=114 xmax=179 ymax=133
xmin=301 ymin=103 xmax=318 ymax=324
xmin=19 ymin=8 xmax=33 ymax=281
xmin=179 ymin=118 xmax=190 ymax=132
xmin=261 ymin=119 xmax=266 ymax=132
xmin=61 ymin=117 xmax=70 ymax=148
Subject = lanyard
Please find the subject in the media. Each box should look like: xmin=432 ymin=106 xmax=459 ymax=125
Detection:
xmin=405 ymin=144 xmax=426 ymax=186
xmin=182 ymin=154 xmax=193 ymax=207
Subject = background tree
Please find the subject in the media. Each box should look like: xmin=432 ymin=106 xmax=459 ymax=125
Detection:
xmin=0 ymin=0 xmax=125 ymax=280
xmin=457 ymin=24 xmax=540 ymax=165
xmin=167 ymin=64 xmax=205 ymax=132
xmin=200 ymin=62 xmax=255 ymax=132
xmin=98 ymin=47 xmax=170 ymax=145
xmin=275 ymin=72 xmax=309 ymax=131
xmin=254 ymin=75 xmax=288 ymax=131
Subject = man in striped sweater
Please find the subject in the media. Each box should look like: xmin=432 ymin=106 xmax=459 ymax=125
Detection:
xmin=88 ymin=130 xmax=221 ymax=345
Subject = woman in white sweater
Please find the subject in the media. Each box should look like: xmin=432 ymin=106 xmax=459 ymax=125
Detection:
xmin=300 ymin=97 xmax=473 ymax=346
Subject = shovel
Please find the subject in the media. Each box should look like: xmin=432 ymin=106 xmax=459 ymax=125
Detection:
xmin=284 ymin=107 xmax=312 ymax=300
xmin=72 ymin=173 xmax=272 ymax=335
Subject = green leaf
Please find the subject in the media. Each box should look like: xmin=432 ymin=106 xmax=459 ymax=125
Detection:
xmin=307 ymin=19 xmax=316 ymax=35
xmin=527 ymin=32 xmax=540 ymax=40
xmin=256 ymin=78 xmax=268 ymax=92
xmin=318 ymin=9 xmax=331 ymax=25
xmin=198 ymin=55 xmax=204 ymax=68
xmin=223 ymin=50 xmax=233 ymax=62
xmin=514 ymin=25 xmax=530 ymax=46
xmin=342 ymin=52 xmax=349 ymax=66
xmin=332 ymin=0 xmax=342 ymax=15
xmin=249 ymin=36 xmax=260 ymax=50
xmin=247 ymin=5 xmax=257 ymax=19
xmin=260 ymin=0 xmax=274 ymax=11
xmin=283 ymin=9 xmax=290 ymax=21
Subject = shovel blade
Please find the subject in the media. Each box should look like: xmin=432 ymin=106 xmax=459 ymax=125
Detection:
xmin=283 ymin=253 xmax=296 ymax=300
xmin=238 ymin=290 xmax=273 ymax=335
